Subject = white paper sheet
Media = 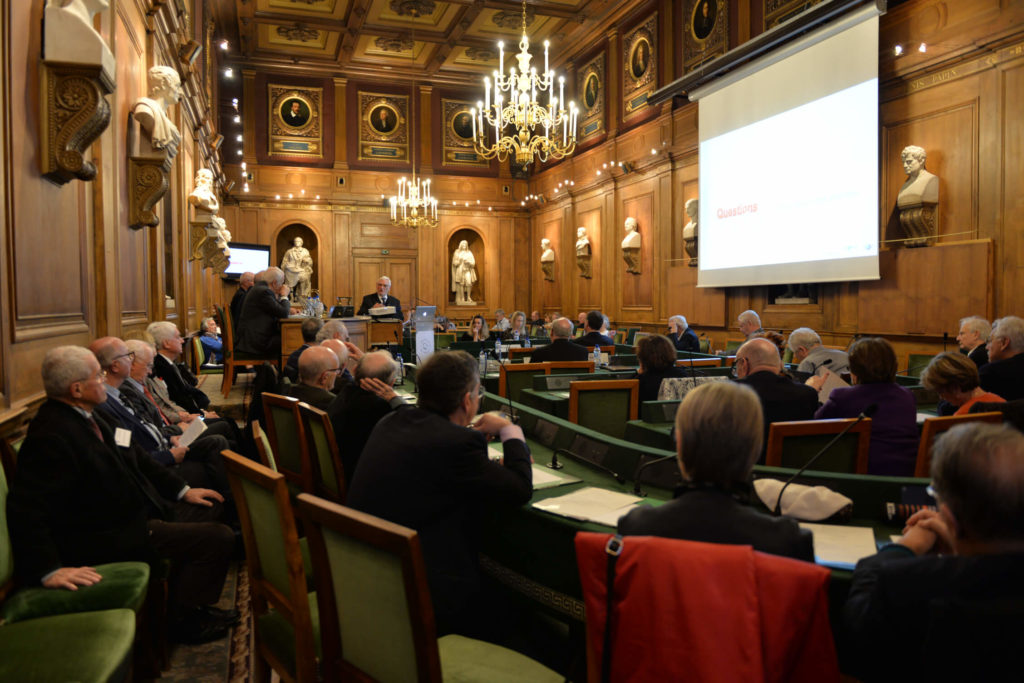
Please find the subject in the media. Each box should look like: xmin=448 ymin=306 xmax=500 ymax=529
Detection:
xmin=532 ymin=487 xmax=642 ymax=524
xmin=531 ymin=464 xmax=582 ymax=490
xmin=799 ymin=522 xmax=878 ymax=569
xmin=177 ymin=417 xmax=208 ymax=448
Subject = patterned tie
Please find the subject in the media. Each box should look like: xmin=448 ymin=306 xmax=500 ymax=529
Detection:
xmin=87 ymin=416 xmax=104 ymax=442
xmin=142 ymin=383 xmax=172 ymax=424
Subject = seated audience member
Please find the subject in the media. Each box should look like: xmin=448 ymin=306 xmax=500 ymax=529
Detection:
xmin=637 ymin=334 xmax=687 ymax=402
xmin=91 ymin=338 xmax=230 ymax=494
xmin=229 ymin=270 xmax=255 ymax=330
xmin=148 ymin=321 xmax=214 ymax=415
xmin=753 ymin=330 xmax=786 ymax=357
xmin=460 ymin=314 xmax=490 ymax=342
xmin=283 ymin=346 xmax=341 ymax=410
xmin=787 ymin=327 xmax=850 ymax=376
xmin=433 ymin=316 xmax=456 ymax=333
xmin=7 ymin=346 xmax=236 ymax=643
xmin=198 ymin=316 xmax=224 ymax=365
xmin=283 ymin=317 xmax=324 ymax=383
xmin=574 ymin=310 xmax=616 ymax=348
xmin=618 ymin=381 xmax=813 ymax=561
xmin=738 ymin=309 xmax=764 ymax=340
xmin=814 ymin=337 xmax=918 ymax=476
xmin=956 ymin=315 xmax=991 ymax=368
xmin=667 ymin=314 xmax=701 ymax=353
xmin=921 ymin=352 xmax=1005 ymax=415
xmin=317 ymin=319 xmax=364 ymax=363
xmin=491 ymin=308 xmax=511 ymax=333
xmin=328 ymin=351 xmax=410 ymax=481
xmin=734 ymin=338 xmax=819 ymax=456
xmin=346 ymin=351 xmax=532 ymax=635
xmin=235 ymin=266 xmax=291 ymax=356
xmin=126 ymin=339 xmax=192 ymax=425
xmin=502 ymin=310 xmax=529 ymax=342
xmin=528 ymin=310 xmax=545 ymax=336
xmin=529 ymin=317 xmax=589 ymax=363
xmin=843 ymin=423 xmax=1024 ymax=681
xmin=576 ymin=312 xmax=587 ymax=335
xmin=980 ymin=315 xmax=1024 ymax=401
xmin=320 ymin=339 xmax=352 ymax=392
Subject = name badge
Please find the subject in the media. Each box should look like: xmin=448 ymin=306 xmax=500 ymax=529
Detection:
xmin=114 ymin=427 xmax=132 ymax=447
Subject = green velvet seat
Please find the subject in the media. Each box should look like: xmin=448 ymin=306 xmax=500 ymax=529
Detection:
xmin=568 ymin=379 xmax=639 ymax=440
xmin=262 ymin=392 xmax=314 ymax=494
xmin=296 ymin=494 xmax=562 ymax=683
xmin=0 ymin=608 xmax=135 ymax=682
xmin=296 ymin=401 xmax=346 ymax=503
xmin=256 ymin=592 xmax=322 ymax=677
xmin=0 ymin=561 xmax=150 ymax=624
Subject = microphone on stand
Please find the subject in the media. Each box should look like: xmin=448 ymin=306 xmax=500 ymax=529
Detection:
xmin=487 ymin=348 xmax=519 ymax=424
xmin=808 ymin=357 xmax=833 ymax=376
xmin=772 ymin=403 xmax=878 ymax=516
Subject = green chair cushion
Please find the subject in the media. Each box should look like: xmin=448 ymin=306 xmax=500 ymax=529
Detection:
xmin=0 ymin=608 xmax=135 ymax=682
xmin=256 ymin=592 xmax=321 ymax=676
xmin=0 ymin=561 xmax=150 ymax=624
xmin=438 ymin=634 xmax=562 ymax=682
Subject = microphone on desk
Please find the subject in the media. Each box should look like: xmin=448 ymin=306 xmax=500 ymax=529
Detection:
xmin=548 ymin=448 xmax=625 ymax=483
xmin=808 ymin=357 xmax=833 ymax=376
xmin=772 ymin=403 xmax=878 ymax=517
xmin=487 ymin=348 xmax=519 ymax=425
xmin=632 ymin=454 xmax=677 ymax=497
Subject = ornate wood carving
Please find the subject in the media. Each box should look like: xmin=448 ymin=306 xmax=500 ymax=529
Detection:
xmin=39 ymin=63 xmax=114 ymax=185
xmin=127 ymin=112 xmax=176 ymax=230
xmin=188 ymin=221 xmax=231 ymax=273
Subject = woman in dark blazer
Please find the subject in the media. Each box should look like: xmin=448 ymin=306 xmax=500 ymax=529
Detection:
xmin=637 ymin=334 xmax=686 ymax=402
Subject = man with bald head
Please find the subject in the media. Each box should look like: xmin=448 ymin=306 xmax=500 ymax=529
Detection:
xmin=530 ymin=317 xmax=588 ymax=362
xmin=283 ymin=346 xmax=341 ymax=410
xmin=236 ymin=266 xmax=291 ymax=355
xmin=734 ymin=337 xmax=819 ymax=458
xmin=328 ymin=350 xmax=409 ymax=481
xmin=229 ymin=270 xmax=255 ymax=329
xmin=320 ymin=338 xmax=352 ymax=392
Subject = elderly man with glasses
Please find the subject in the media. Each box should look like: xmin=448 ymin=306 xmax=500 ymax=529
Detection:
xmin=979 ymin=315 xmax=1024 ymax=401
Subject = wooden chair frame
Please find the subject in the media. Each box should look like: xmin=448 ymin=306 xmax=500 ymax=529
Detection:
xmin=498 ymin=362 xmax=550 ymax=399
xmin=765 ymin=418 xmax=872 ymax=474
xmin=915 ymin=412 xmax=1003 ymax=477
xmin=223 ymin=451 xmax=317 ymax=683
xmin=217 ymin=304 xmax=279 ymax=397
xmin=252 ymin=420 xmax=275 ymax=471
xmin=261 ymin=393 xmax=314 ymax=493
xmin=585 ymin=346 xmax=616 ymax=355
xmin=295 ymin=494 xmax=443 ymax=683
xmin=296 ymin=402 xmax=347 ymax=503
xmin=568 ymin=379 xmax=640 ymax=426
xmin=507 ymin=347 xmax=534 ymax=361
xmin=545 ymin=360 xmax=596 ymax=374
xmin=0 ymin=435 xmax=23 ymax=482
xmin=674 ymin=358 xmax=722 ymax=368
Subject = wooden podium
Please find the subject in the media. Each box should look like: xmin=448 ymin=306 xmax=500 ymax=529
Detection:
xmin=368 ymin=321 xmax=403 ymax=346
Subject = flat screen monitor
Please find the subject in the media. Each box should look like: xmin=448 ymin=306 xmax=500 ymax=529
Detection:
xmin=223 ymin=242 xmax=270 ymax=279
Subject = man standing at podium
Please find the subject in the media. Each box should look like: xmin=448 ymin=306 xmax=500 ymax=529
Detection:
xmin=357 ymin=276 xmax=403 ymax=319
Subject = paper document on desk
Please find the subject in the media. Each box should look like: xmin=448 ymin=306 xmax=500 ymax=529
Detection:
xmin=532 ymin=487 xmax=641 ymax=526
xmin=368 ymin=306 xmax=397 ymax=316
xmin=799 ymin=522 xmax=878 ymax=570
xmin=531 ymin=465 xmax=581 ymax=490
xmin=816 ymin=371 xmax=849 ymax=403
xmin=177 ymin=418 xmax=208 ymax=448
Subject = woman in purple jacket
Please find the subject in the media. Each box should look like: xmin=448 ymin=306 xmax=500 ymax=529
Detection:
xmin=815 ymin=337 xmax=919 ymax=476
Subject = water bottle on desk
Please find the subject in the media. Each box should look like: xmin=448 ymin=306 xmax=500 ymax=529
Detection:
xmin=478 ymin=349 xmax=487 ymax=375
xmin=495 ymin=338 xmax=503 ymax=361
xmin=396 ymin=352 xmax=405 ymax=385
xmin=524 ymin=336 xmax=531 ymax=349
xmin=593 ymin=345 xmax=601 ymax=368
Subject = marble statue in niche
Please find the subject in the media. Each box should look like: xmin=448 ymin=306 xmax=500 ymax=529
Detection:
xmin=132 ymin=66 xmax=182 ymax=154
xmin=683 ymin=198 xmax=699 ymax=267
xmin=281 ymin=237 xmax=314 ymax=302
xmin=897 ymin=145 xmax=940 ymax=247
xmin=575 ymin=227 xmax=592 ymax=279
xmin=540 ymin=238 xmax=555 ymax=281
xmin=621 ymin=216 xmax=641 ymax=274
xmin=451 ymin=240 xmax=478 ymax=305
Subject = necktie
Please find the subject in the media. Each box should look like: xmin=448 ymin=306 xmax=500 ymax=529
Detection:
xmin=87 ymin=416 xmax=104 ymax=442
xmin=142 ymin=384 xmax=171 ymax=425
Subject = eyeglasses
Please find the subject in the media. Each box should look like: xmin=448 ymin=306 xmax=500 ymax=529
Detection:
xmin=476 ymin=383 xmax=486 ymax=398
xmin=730 ymin=357 xmax=746 ymax=379
xmin=77 ymin=369 xmax=107 ymax=384
xmin=926 ymin=484 xmax=939 ymax=501
xmin=110 ymin=351 xmax=135 ymax=365
xmin=325 ymin=367 xmax=342 ymax=376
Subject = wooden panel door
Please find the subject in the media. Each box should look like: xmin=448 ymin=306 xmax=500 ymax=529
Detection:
xmin=353 ymin=258 xmax=416 ymax=315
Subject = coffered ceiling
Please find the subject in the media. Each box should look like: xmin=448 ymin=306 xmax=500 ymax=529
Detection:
xmin=215 ymin=0 xmax=645 ymax=87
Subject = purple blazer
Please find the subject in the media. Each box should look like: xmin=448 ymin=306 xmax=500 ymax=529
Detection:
xmin=815 ymin=383 xmax=919 ymax=476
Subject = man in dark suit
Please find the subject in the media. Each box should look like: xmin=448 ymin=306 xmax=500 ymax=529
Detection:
xmin=346 ymin=351 xmax=532 ymax=635
xmin=7 ymin=346 xmax=236 ymax=643
xmin=843 ymin=422 xmax=1024 ymax=681
xmin=980 ymin=315 xmax=1024 ymax=401
xmin=574 ymin=310 xmax=615 ymax=348
xmin=734 ymin=338 xmax=819 ymax=459
xmin=235 ymin=266 xmax=292 ymax=355
xmin=356 ymin=275 xmax=403 ymax=318
xmin=668 ymin=314 xmax=701 ymax=353
xmin=147 ymin=320 xmax=213 ymax=414
xmin=283 ymin=317 xmax=323 ymax=383
xmin=283 ymin=346 xmax=340 ymax=411
xmin=530 ymin=317 xmax=589 ymax=363
xmin=956 ymin=314 xmax=990 ymax=368
xmin=228 ymin=271 xmax=254 ymax=329
xmin=328 ymin=351 xmax=409 ymax=482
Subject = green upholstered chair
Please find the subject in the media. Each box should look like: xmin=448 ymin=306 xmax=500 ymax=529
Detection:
xmin=191 ymin=336 xmax=221 ymax=375
xmin=905 ymin=352 xmax=938 ymax=378
xmin=296 ymin=402 xmax=346 ymax=504
xmin=253 ymin=420 xmax=277 ymax=471
xmin=498 ymin=362 xmax=549 ymax=403
xmin=568 ymin=379 xmax=640 ymax=440
xmin=262 ymin=392 xmax=313 ymax=495
xmin=546 ymin=360 xmax=596 ymax=375
xmin=434 ymin=333 xmax=456 ymax=349
xmin=218 ymin=304 xmax=279 ymax=398
xmin=915 ymin=412 xmax=1003 ymax=478
xmin=765 ymin=418 xmax=873 ymax=474
xmin=224 ymin=450 xmax=319 ymax=682
xmin=295 ymin=494 xmax=562 ymax=683
xmin=0 ymin=435 xmax=22 ymax=481
xmin=725 ymin=339 xmax=744 ymax=353
xmin=698 ymin=336 xmax=711 ymax=354
xmin=624 ymin=327 xmax=641 ymax=346
xmin=0 ymin=608 xmax=136 ymax=682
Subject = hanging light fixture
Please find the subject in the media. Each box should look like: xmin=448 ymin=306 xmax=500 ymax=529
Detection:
xmin=389 ymin=81 xmax=438 ymax=229
xmin=471 ymin=0 xmax=577 ymax=166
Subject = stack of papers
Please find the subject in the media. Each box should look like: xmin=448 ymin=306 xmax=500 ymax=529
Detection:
xmin=799 ymin=522 xmax=878 ymax=569
xmin=532 ymin=487 xmax=642 ymax=527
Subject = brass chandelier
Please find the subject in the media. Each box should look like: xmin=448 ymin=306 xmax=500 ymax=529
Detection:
xmin=389 ymin=82 xmax=438 ymax=229
xmin=471 ymin=0 xmax=577 ymax=165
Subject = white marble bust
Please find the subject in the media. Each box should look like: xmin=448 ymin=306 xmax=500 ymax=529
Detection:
xmin=132 ymin=65 xmax=182 ymax=152
xmin=43 ymin=0 xmax=114 ymax=80
xmin=188 ymin=168 xmax=219 ymax=220
xmin=621 ymin=217 xmax=641 ymax=273
xmin=540 ymin=238 xmax=555 ymax=281
xmin=575 ymin=227 xmax=592 ymax=278
xmin=897 ymin=145 xmax=939 ymax=208
xmin=683 ymin=198 xmax=698 ymax=239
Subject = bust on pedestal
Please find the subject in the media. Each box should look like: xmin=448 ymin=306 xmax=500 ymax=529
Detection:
xmin=621 ymin=217 xmax=642 ymax=274
xmin=897 ymin=145 xmax=939 ymax=247
xmin=683 ymin=198 xmax=699 ymax=267
xmin=575 ymin=227 xmax=592 ymax=279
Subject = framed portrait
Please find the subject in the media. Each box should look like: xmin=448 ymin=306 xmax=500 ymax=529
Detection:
xmin=577 ymin=51 xmax=605 ymax=141
xmin=623 ymin=14 xmax=657 ymax=118
xmin=268 ymin=85 xmax=323 ymax=158
xmin=683 ymin=0 xmax=728 ymax=71
xmin=442 ymin=98 xmax=488 ymax=167
xmin=358 ymin=92 xmax=408 ymax=161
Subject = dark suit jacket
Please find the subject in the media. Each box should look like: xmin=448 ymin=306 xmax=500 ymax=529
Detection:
xmin=152 ymin=353 xmax=210 ymax=413
xmin=229 ymin=285 xmax=248 ymax=328
xmin=283 ymin=343 xmax=311 ymax=383
xmin=618 ymin=486 xmax=814 ymax=562
xmin=529 ymin=338 xmax=589 ymax=363
xmin=671 ymin=327 xmax=701 ymax=353
xmin=575 ymin=331 xmax=615 ymax=348
xmin=979 ymin=352 xmax=1024 ymax=401
xmin=327 ymin=383 xmax=410 ymax=482
xmin=736 ymin=371 xmax=819 ymax=460
xmin=236 ymin=281 xmax=290 ymax=355
xmin=968 ymin=344 xmax=989 ymax=368
xmin=95 ymin=392 xmax=175 ymax=467
xmin=7 ymin=400 xmax=186 ymax=584
xmin=284 ymin=382 xmax=336 ymax=411
xmin=356 ymin=293 xmax=402 ymax=318
xmin=346 ymin=407 xmax=532 ymax=625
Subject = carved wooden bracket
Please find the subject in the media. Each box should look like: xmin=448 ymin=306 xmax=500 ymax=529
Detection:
xmin=39 ymin=63 xmax=114 ymax=185
xmin=898 ymin=204 xmax=937 ymax=248
xmin=127 ymin=112 xmax=178 ymax=230
xmin=189 ymin=220 xmax=230 ymax=273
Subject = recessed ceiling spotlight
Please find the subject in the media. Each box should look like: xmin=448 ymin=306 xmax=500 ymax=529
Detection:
xmin=918 ymin=43 xmax=927 ymax=53
xmin=219 ymin=40 xmax=229 ymax=51
xmin=893 ymin=44 xmax=904 ymax=56
xmin=224 ymin=67 xmax=233 ymax=78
